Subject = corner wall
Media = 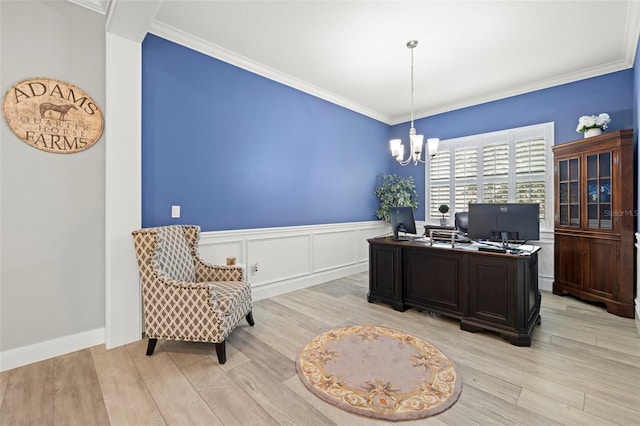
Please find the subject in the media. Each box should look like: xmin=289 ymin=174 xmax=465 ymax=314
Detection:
xmin=0 ymin=1 xmax=106 ymax=370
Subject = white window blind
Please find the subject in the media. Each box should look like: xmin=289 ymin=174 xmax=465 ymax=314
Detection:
xmin=515 ymin=138 xmax=547 ymax=217
xmin=426 ymin=122 xmax=553 ymax=233
xmin=483 ymin=143 xmax=509 ymax=177
xmin=429 ymin=150 xmax=451 ymax=219
xmin=454 ymin=148 xmax=477 ymax=178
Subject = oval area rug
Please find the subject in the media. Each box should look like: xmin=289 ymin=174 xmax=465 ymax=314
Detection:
xmin=296 ymin=325 xmax=462 ymax=421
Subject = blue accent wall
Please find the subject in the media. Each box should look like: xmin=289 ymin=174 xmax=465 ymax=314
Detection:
xmin=143 ymin=33 xmax=636 ymax=229
xmin=391 ymin=70 xmax=635 ymax=220
xmin=142 ymin=35 xmax=390 ymax=231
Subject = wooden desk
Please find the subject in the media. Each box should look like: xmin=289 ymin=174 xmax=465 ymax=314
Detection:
xmin=367 ymin=237 xmax=541 ymax=346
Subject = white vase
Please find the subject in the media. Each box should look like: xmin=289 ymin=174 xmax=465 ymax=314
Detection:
xmin=584 ymin=128 xmax=602 ymax=138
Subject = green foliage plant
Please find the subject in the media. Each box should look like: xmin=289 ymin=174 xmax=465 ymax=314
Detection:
xmin=374 ymin=174 xmax=419 ymax=223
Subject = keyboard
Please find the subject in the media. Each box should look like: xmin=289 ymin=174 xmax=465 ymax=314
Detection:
xmin=478 ymin=246 xmax=507 ymax=253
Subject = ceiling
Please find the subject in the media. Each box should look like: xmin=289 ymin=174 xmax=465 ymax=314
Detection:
xmin=78 ymin=0 xmax=640 ymax=125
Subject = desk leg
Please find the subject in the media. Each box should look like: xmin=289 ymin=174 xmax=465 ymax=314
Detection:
xmin=460 ymin=321 xmax=483 ymax=333
xmin=367 ymin=294 xmax=407 ymax=312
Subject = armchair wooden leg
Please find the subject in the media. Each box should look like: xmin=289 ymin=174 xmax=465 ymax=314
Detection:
xmin=214 ymin=341 xmax=226 ymax=364
xmin=246 ymin=311 xmax=255 ymax=326
xmin=146 ymin=338 xmax=157 ymax=356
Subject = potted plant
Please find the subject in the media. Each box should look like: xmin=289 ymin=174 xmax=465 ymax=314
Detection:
xmin=576 ymin=113 xmax=610 ymax=138
xmin=374 ymin=174 xmax=419 ymax=223
xmin=438 ymin=204 xmax=449 ymax=225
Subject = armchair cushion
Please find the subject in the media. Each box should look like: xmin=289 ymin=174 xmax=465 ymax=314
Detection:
xmin=215 ymin=281 xmax=252 ymax=315
xmin=153 ymin=225 xmax=196 ymax=282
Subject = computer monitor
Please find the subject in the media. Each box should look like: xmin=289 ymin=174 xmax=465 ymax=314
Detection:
xmin=467 ymin=203 xmax=540 ymax=245
xmin=389 ymin=206 xmax=417 ymax=241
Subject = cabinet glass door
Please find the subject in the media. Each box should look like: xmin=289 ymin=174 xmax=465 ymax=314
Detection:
xmin=558 ymin=157 xmax=580 ymax=226
xmin=586 ymin=152 xmax=612 ymax=229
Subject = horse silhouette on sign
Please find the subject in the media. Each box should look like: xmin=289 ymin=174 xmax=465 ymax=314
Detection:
xmin=39 ymin=102 xmax=77 ymax=120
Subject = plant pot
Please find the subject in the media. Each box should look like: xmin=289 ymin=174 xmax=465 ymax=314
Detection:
xmin=440 ymin=218 xmax=447 ymax=226
xmin=584 ymin=128 xmax=602 ymax=138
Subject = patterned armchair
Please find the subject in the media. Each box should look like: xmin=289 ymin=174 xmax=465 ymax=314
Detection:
xmin=131 ymin=225 xmax=253 ymax=364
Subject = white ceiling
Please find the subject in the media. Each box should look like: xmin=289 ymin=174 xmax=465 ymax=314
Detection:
xmin=82 ymin=0 xmax=640 ymax=125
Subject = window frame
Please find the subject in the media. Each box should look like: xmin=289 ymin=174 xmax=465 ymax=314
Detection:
xmin=426 ymin=122 xmax=554 ymax=233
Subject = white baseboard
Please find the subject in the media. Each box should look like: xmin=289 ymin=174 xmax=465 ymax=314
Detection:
xmin=252 ymin=262 xmax=368 ymax=301
xmin=0 ymin=327 xmax=104 ymax=372
xmin=539 ymin=275 xmax=553 ymax=292
xmin=2 ymin=221 xmax=384 ymax=373
xmin=0 ymin=264 xmax=369 ymax=372
xmin=0 ymin=265 xmax=370 ymax=372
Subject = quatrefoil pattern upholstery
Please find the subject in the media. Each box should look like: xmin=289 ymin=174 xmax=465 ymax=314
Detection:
xmin=131 ymin=225 xmax=252 ymax=345
xmin=154 ymin=225 xmax=196 ymax=282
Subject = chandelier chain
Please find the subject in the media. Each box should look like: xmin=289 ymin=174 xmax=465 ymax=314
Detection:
xmin=410 ymin=43 xmax=415 ymax=128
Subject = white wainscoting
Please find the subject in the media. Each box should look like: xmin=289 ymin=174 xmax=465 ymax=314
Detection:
xmin=198 ymin=222 xmax=555 ymax=299
xmin=198 ymin=221 xmax=389 ymax=301
xmin=536 ymin=229 xmax=554 ymax=292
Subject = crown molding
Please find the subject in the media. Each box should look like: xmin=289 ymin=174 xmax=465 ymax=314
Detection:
xmin=150 ymin=15 xmax=640 ymax=127
xmin=147 ymin=21 xmax=391 ymax=125
xmin=390 ymin=58 xmax=636 ymax=126
xmin=67 ymin=0 xmax=110 ymax=15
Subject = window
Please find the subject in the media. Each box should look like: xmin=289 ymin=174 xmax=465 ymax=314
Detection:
xmin=427 ymin=122 xmax=553 ymax=232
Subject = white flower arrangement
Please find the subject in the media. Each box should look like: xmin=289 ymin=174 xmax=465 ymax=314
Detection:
xmin=576 ymin=113 xmax=611 ymax=133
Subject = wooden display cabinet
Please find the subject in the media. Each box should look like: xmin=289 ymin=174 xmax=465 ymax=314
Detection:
xmin=552 ymin=129 xmax=635 ymax=318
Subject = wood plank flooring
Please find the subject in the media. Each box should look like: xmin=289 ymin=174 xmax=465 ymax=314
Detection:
xmin=1 ymin=272 xmax=639 ymax=425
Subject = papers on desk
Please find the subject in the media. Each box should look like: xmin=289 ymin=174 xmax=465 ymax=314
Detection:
xmin=417 ymin=238 xmax=540 ymax=255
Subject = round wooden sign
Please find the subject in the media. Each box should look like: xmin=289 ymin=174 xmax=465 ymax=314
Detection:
xmin=2 ymin=77 xmax=104 ymax=154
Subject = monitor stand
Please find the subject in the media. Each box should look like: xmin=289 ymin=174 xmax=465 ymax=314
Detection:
xmin=501 ymin=231 xmax=509 ymax=250
xmin=489 ymin=230 xmax=519 ymax=249
xmin=393 ymin=226 xmax=409 ymax=241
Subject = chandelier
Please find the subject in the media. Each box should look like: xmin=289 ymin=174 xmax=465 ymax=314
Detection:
xmin=389 ymin=40 xmax=439 ymax=166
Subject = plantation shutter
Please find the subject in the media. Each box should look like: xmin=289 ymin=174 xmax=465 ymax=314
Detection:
xmin=429 ymin=151 xmax=451 ymax=219
xmin=453 ymin=147 xmax=478 ymax=213
xmin=482 ymin=142 xmax=509 ymax=203
xmin=426 ymin=122 xmax=553 ymax=231
xmin=515 ymin=138 xmax=547 ymax=219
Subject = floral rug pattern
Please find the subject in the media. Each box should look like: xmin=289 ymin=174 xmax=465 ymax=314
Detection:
xmin=296 ymin=325 xmax=462 ymax=421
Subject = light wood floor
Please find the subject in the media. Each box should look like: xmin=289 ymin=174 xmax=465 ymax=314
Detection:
xmin=1 ymin=272 xmax=639 ymax=425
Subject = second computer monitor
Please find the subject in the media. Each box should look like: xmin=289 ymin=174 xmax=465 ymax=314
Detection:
xmin=389 ymin=206 xmax=417 ymax=241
